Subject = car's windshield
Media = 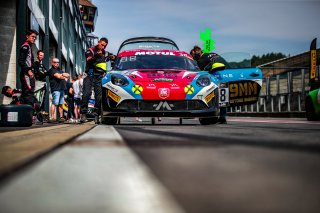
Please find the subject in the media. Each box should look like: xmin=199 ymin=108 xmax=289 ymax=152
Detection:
xmin=114 ymin=55 xmax=200 ymax=71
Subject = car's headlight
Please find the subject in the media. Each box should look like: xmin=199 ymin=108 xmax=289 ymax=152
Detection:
xmin=111 ymin=74 xmax=129 ymax=86
xmin=196 ymin=75 xmax=211 ymax=87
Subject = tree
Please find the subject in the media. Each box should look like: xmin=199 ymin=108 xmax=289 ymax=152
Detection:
xmin=251 ymin=52 xmax=287 ymax=67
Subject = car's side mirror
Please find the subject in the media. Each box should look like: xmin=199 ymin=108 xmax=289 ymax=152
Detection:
xmin=209 ymin=62 xmax=225 ymax=74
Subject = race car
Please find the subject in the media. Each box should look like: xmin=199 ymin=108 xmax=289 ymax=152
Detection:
xmin=101 ymin=49 xmax=262 ymax=125
xmin=305 ymin=88 xmax=320 ymax=121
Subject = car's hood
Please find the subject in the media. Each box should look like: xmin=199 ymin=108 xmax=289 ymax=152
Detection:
xmin=122 ymin=69 xmax=199 ymax=83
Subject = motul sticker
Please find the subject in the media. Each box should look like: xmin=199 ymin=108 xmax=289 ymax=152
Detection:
xmin=135 ymin=51 xmax=175 ymax=56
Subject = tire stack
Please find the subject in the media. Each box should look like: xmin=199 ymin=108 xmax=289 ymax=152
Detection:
xmin=0 ymin=104 xmax=33 ymax=127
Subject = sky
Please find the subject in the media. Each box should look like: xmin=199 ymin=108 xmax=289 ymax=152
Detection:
xmin=92 ymin=0 xmax=320 ymax=57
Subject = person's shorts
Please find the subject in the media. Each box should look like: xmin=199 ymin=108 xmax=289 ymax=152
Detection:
xmin=74 ymin=97 xmax=82 ymax=106
xmin=52 ymin=90 xmax=65 ymax=105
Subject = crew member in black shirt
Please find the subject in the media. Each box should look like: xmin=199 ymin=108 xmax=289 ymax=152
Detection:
xmin=33 ymin=50 xmax=48 ymax=113
xmin=192 ymin=45 xmax=227 ymax=124
xmin=48 ymin=58 xmax=69 ymax=122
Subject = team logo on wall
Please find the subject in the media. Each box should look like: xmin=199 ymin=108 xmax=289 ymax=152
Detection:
xmin=158 ymin=88 xmax=170 ymax=99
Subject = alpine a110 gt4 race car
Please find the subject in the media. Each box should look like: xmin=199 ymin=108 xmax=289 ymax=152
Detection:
xmin=101 ymin=49 xmax=262 ymax=125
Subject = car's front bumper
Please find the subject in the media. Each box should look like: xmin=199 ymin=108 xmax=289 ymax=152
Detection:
xmin=102 ymin=89 xmax=219 ymax=118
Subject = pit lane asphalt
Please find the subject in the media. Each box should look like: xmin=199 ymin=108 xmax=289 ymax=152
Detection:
xmin=115 ymin=117 xmax=320 ymax=213
xmin=1 ymin=117 xmax=320 ymax=213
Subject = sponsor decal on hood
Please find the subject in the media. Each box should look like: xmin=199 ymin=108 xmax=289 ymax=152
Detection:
xmin=158 ymin=88 xmax=170 ymax=99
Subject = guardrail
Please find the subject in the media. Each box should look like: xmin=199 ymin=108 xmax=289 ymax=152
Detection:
xmin=229 ymin=68 xmax=313 ymax=117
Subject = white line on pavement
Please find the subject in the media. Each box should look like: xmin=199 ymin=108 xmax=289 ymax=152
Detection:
xmin=0 ymin=125 xmax=185 ymax=213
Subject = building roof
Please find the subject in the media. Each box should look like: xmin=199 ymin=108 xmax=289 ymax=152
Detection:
xmin=79 ymin=0 xmax=96 ymax=8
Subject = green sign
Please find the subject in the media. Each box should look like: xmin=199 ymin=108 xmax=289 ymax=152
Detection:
xmin=200 ymin=28 xmax=215 ymax=53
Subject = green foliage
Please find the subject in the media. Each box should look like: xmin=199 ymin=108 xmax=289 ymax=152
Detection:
xmin=251 ymin=52 xmax=287 ymax=67
xmin=228 ymin=59 xmax=251 ymax=68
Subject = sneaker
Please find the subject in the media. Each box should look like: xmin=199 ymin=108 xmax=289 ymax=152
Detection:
xmin=158 ymin=117 xmax=162 ymax=121
xmin=41 ymin=111 xmax=49 ymax=116
xmin=136 ymin=117 xmax=142 ymax=122
xmin=58 ymin=117 xmax=65 ymax=123
xmin=65 ymin=118 xmax=75 ymax=124
xmin=80 ymin=114 xmax=87 ymax=123
xmin=48 ymin=119 xmax=57 ymax=123
xmin=36 ymin=112 xmax=44 ymax=123
xmin=32 ymin=116 xmax=43 ymax=125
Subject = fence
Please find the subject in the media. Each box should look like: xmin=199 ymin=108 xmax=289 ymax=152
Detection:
xmin=229 ymin=67 xmax=318 ymax=115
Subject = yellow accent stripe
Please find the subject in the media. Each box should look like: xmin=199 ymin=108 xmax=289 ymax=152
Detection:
xmin=108 ymin=90 xmax=121 ymax=103
xmin=205 ymin=92 xmax=215 ymax=103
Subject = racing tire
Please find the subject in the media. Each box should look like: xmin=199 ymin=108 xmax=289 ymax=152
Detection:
xmin=305 ymin=97 xmax=317 ymax=121
xmin=101 ymin=99 xmax=118 ymax=125
xmin=151 ymin=117 xmax=155 ymax=125
xmin=0 ymin=104 xmax=33 ymax=127
xmin=211 ymin=117 xmax=219 ymax=124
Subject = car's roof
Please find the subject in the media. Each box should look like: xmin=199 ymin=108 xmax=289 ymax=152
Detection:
xmin=117 ymin=36 xmax=179 ymax=54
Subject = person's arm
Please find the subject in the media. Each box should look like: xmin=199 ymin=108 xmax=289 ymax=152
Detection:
xmin=106 ymin=51 xmax=116 ymax=61
xmin=69 ymin=86 xmax=74 ymax=95
xmin=85 ymin=48 xmax=99 ymax=67
xmin=72 ymin=81 xmax=78 ymax=95
xmin=53 ymin=71 xmax=69 ymax=80
xmin=41 ymin=63 xmax=48 ymax=71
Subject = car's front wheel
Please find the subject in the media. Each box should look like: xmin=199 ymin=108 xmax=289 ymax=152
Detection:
xmin=199 ymin=117 xmax=218 ymax=125
xmin=101 ymin=116 xmax=118 ymax=125
xmin=101 ymin=96 xmax=119 ymax=125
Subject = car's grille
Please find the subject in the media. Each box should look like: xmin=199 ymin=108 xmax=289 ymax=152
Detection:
xmin=115 ymin=100 xmax=209 ymax=111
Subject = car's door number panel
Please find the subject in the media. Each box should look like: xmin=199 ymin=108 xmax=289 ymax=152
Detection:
xmin=219 ymin=88 xmax=229 ymax=107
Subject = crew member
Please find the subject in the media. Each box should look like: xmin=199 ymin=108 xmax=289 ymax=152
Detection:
xmin=33 ymin=50 xmax=48 ymax=113
xmin=192 ymin=45 xmax=227 ymax=124
xmin=80 ymin=37 xmax=115 ymax=122
xmin=1 ymin=86 xmax=22 ymax=104
xmin=18 ymin=29 xmax=39 ymax=108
